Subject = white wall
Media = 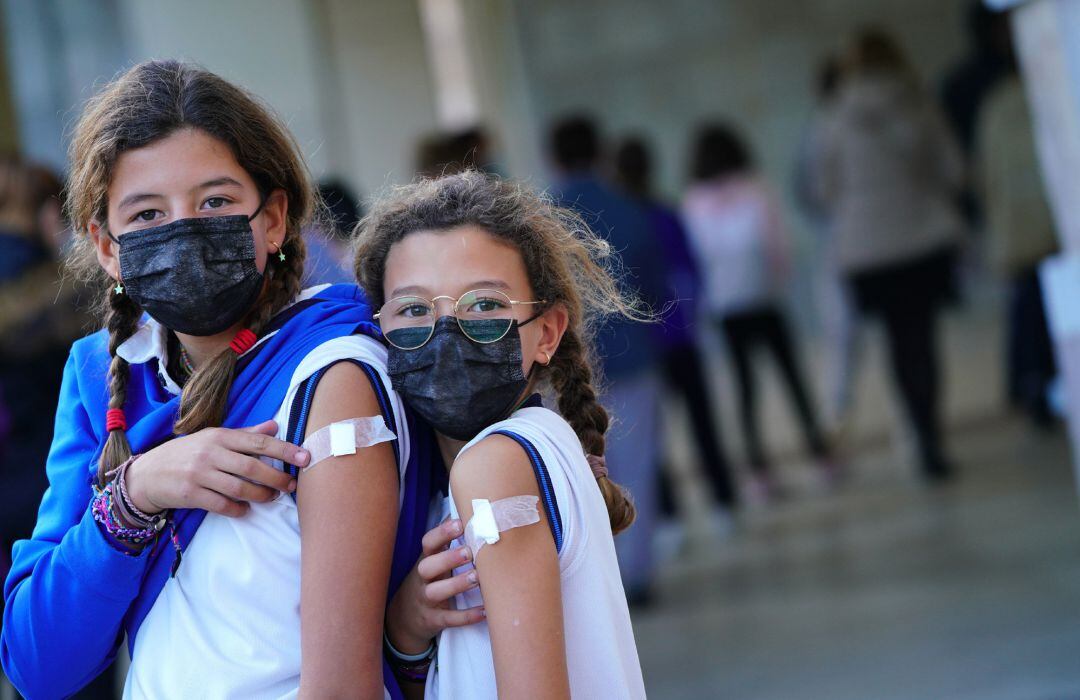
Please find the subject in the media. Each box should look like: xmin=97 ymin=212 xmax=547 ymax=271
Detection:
xmin=2 ymin=0 xmax=438 ymax=200
xmin=117 ymin=0 xmax=332 ymax=177
xmin=508 ymin=0 xmax=972 ymax=201
xmin=316 ymin=0 xmax=438 ymax=198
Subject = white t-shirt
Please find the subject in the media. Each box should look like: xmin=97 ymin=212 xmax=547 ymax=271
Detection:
xmin=123 ymin=333 xmax=407 ymax=700
xmin=426 ymin=407 xmax=646 ymax=700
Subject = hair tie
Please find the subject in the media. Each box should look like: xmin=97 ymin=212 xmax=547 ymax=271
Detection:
xmin=586 ymin=454 xmax=608 ymax=480
xmin=229 ymin=328 xmax=258 ymax=356
xmin=105 ymin=408 xmax=127 ymax=433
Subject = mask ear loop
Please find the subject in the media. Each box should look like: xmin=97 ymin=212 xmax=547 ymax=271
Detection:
xmin=517 ymin=308 xmax=545 ymax=329
xmin=101 ymin=225 xmax=125 ymax=292
xmin=247 ymin=195 xmax=270 ymax=222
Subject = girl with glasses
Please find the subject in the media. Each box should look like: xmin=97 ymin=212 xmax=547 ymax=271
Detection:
xmin=356 ymin=171 xmax=647 ymax=699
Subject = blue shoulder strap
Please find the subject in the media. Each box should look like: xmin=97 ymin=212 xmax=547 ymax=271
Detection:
xmin=491 ymin=429 xmax=564 ymax=553
xmin=284 ymin=359 xmax=400 ymax=500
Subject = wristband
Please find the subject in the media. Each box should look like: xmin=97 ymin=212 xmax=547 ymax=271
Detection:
xmin=384 ymin=632 xmax=436 ymax=683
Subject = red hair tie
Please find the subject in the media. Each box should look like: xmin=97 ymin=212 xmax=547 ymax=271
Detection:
xmin=105 ymin=408 xmax=127 ymax=433
xmin=229 ymin=329 xmax=258 ymax=356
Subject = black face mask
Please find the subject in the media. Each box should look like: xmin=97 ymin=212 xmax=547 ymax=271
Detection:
xmin=111 ymin=203 xmax=266 ymax=336
xmin=387 ymin=316 xmax=531 ymax=441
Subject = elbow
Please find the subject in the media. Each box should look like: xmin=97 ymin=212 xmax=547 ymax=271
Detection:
xmin=299 ymin=659 xmax=386 ymax=700
xmin=298 ymin=678 xmax=385 ymax=700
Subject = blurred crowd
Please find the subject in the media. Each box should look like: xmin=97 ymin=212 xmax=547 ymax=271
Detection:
xmin=396 ymin=11 xmax=1058 ymax=604
xmin=0 ymin=5 xmax=1058 ymax=620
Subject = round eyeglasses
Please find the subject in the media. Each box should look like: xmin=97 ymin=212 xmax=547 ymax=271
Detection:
xmin=375 ymin=289 xmax=547 ymax=350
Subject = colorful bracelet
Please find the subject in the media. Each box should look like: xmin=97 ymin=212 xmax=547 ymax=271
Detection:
xmin=112 ymin=455 xmax=165 ymax=528
xmin=91 ymin=482 xmax=164 ymax=548
xmin=384 ymin=633 xmax=436 ymax=683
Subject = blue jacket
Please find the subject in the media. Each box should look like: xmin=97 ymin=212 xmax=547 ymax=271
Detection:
xmin=552 ymin=175 xmax=666 ymax=378
xmin=1 ymin=284 xmax=437 ymax=699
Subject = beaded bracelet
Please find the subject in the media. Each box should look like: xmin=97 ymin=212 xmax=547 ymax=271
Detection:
xmin=91 ymin=482 xmax=164 ymax=548
xmin=110 ymin=455 xmax=165 ymax=528
xmin=384 ymin=633 xmax=436 ymax=683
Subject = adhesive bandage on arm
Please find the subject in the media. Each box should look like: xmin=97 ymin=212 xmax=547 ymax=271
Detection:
xmin=463 ymin=496 xmax=541 ymax=555
xmin=299 ymin=417 xmax=396 ymax=470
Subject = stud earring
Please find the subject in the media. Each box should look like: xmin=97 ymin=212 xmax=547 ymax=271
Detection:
xmin=271 ymin=240 xmax=286 ymax=263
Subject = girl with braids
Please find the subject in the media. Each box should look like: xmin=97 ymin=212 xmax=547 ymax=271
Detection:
xmin=2 ymin=60 xmax=439 ymax=699
xmin=355 ymin=171 xmax=646 ymax=699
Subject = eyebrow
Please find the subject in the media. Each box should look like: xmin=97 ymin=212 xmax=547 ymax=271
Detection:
xmin=115 ymin=177 xmax=246 ymax=212
xmin=387 ymin=280 xmax=513 ymax=299
xmin=196 ymin=176 xmax=244 ymax=191
xmin=116 ymin=192 xmax=164 ymax=211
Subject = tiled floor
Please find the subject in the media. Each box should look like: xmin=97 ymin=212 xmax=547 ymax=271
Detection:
xmin=636 ymin=409 xmax=1080 ymax=699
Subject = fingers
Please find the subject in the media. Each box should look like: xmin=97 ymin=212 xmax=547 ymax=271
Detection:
xmin=417 ymin=544 xmax=472 ymax=583
xmin=239 ymin=419 xmax=279 ymax=436
xmin=435 ymin=606 xmax=486 ymax=630
xmin=202 ymin=469 xmax=281 ymax=504
xmin=220 ymin=426 xmax=311 ymax=468
xmin=421 ymin=518 xmax=463 ymax=557
xmin=424 ymin=570 xmax=479 ymax=606
xmin=213 ymin=447 xmax=297 ymax=493
xmin=189 ymin=487 xmax=250 ymax=517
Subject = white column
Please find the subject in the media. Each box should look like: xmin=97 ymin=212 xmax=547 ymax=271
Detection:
xmin=1000 ymin=0 xmax=1080 ymax=496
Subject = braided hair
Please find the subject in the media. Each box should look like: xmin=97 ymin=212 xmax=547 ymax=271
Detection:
xmin=64 ymin=60 xmax=316 ymax=484
xmin=355 ymin=171 xmax=646 ymax=533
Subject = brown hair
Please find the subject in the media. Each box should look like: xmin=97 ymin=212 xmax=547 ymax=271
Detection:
xmin=845 ymin=28 xmax=916 ymax=83
xmin=354 ymin=170 xmax=644 ymax=534
xmin=65 ymin=60 xmax=315 ymax=485
xmin=0 ymin=155 xmax=42 ymax=235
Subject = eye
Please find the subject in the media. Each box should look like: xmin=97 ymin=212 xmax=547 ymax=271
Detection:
xmin=202 ymin=196 xmax=231 ymax=210
xmin=130 ymin=209 xmax=162 ymax=224
xmin=398 ymin=303 xmax=432 ymax=319
xmin=467 ymin=296 xmax=508 ymax=314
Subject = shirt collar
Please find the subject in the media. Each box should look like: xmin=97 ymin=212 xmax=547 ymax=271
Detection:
xmin=116 ymin=316 xmax=184 ymax=395
xmin=113 ymin=285 xmax=334 ymax=396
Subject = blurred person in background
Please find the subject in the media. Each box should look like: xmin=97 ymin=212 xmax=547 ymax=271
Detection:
xmin=302 ymin=179 xmax=361 ymax=285
xmin=0 ymin=159 xmax=112 ymax=697
xmin=0 ymin=159 xmax=82 ymax=568
xmin=794 ymin=56 xmax=861 ymax=436
xmin=613 ymin=135 xmax=737 ymax=537
xmin=684 ymin=122 xmax=834 ymax=503
xmin=814 ymin=29 xmax=966 ymax=481
xmin=416 ymin=132 xmax=457 ymax=178
xmin=977 ymin=67 xmax=1058 ymax=428
xmin=548 ymin=115 xmax=667 ymax=604
xmin=941 ymin=1 xmax=1014 ymax=227
xmin=414 ymin=125 xmax=502 ymax=179
xmin=941 ymin=2 xmax=1014 ymax=155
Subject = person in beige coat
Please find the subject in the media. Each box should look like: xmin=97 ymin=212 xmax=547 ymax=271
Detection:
xmin=813 ymin=29 xmax=967 ymax=480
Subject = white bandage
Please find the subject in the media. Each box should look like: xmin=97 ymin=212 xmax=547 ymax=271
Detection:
xmin=463 ymin=495 xmax=541 ymax=555
xmin=300 ymin=417 xmax=396 ymax=470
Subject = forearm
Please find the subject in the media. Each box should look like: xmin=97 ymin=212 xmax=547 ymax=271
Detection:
xmin=2 ymin=505 xmax=150 ymax=697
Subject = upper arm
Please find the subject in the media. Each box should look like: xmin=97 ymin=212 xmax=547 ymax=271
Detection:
xmin=297 ymin=361 xmax=399 ymax=698
xmin=451 ymin=434 xmax=570 ymax=700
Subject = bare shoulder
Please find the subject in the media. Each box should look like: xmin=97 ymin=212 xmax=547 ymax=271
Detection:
xmin=307 ymin=361 xmax=382 ymax=428
xmin=450 ymin=433 xmax=540 ymax=515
